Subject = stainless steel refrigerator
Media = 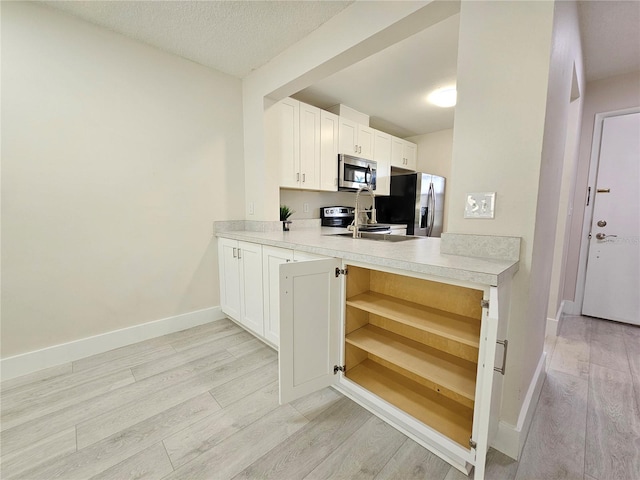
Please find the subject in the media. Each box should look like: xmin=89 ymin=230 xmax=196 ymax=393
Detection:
xmin=375 ymin=173 xmax=445 ymax=237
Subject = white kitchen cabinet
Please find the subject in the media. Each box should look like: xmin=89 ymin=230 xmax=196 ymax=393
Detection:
xmin=319 ymin=110 xmax=339 ymax=192
xmin=338 ymin=117 xmax=374 ymax=159
xmin=271 ymin=97 xmax=300 ymax=189
xmin=391 ymin=137 xmax=417 ymax=171
xmin=299 ymin=102 xmax=321 ymax=189
xmin=373 ymin=129 xmax=392 ymax=196
xmin=262 ymin=246 xmax=294 ymax=347
xmin=217 ymin=238 xmax=264 ymax=337
xmin=268 ymin=98 xmax=335 ymax=191
xmin=279 ymin=260 xmax=509 ymax=480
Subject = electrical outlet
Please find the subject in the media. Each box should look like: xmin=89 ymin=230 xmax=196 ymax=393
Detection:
xmin=248 ymin=202 xmax=254 ymax=215
xmin=303 ymin=203 xmax=309 ymax=213
xmin=464 ymin=192 xmax=496 ymax=219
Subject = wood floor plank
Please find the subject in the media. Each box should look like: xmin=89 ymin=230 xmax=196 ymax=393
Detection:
xmin=131 ymin=330 xmax=252 ymax=380
xmin=88 ymin=443 xmax=173 ymax=480
xmin=289 ymin=387 xmax=344 ymax=421
xmin=75 ymin=344 xmax=177 ymax=379
xmin=2 ymin=360 xmax=135 ymax=408
xmin=590 ymin=319 xmax=631 ymax=373
xmin=373 ymin=438 xmax=450 ymax=480
xmin=623 ymin=326 xmax=640 ymax=411
xmin=585 ymin=364 xmax=640 ymax=480
xmin=226 ymin=337 xmax=273 ymax=357
xmin=514 ymin=370 xmax=588 ymax=480
xmin=0 ymin=363 xmax=72 ymax=393
xmin=483 ymin=448 xmax=519 ymax=480
xmin=0 ymin=349 xmax=234 ymax=456
xmin=303 ymin=416 xmax=406 ymax=479
xmin=71 ymin=337 xmax=169 ymax=372
xmin=209 ymin=360 xmax=278 ymax=408
xmin=549 ymin=316 xmax=591 ymax=379
xmin=163 ymin=380 xmax=281 ymax=468
xmin=234 ymin=397 xmax=372 ymax=479
xmin=164 ymin=404 xmax=308 ymax=480
xmin=0 ymin=427 xmax=76 ymax=478
xmin=11 ymin=392 xmax=219 ymax=480
xmin=161 ymin=319 xmax=236 ymax=346
xmin=77 ymin=347 xmax=275 ymax=448
xmin=169 ymin=320 xmax=245 ymax=352
xmin=1 ymin=368 xmax=135 ymax=431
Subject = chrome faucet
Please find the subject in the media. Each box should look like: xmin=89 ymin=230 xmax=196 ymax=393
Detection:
xmin=351 ymin=185 xmax=377 ymax=238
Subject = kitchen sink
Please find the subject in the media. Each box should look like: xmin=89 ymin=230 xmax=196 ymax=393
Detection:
xmin=330 ymin=232 xmax=420 ymax=242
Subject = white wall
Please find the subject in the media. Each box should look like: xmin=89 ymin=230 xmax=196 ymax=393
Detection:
xmin=564 ymin=70 xmax=640 ymax=305
xmin=449 ymin=0 xmax=584 ymax=431
xmin=407 ymin=128 xmax=453 ymax=232
xmin=1 ymin=2 xmax=245 ymax=357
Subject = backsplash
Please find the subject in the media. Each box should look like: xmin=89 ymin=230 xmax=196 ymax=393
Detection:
xmin=280 ymin=189 xmax=357 ymax=219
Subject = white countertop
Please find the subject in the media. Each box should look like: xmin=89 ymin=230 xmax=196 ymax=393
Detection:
xmin=216 ymin=226 xmax=519 ymax=286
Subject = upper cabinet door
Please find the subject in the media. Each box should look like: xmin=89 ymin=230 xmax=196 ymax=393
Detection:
xmin=338 ymin=117 xmax=358 ymax=155
xmin=275 ymin=98 xmax=300 ymax=188
xmin=390 ymin=136 xmax=405 ymax=168
xmin=357 ymin=125 xmax=375 ymax=159
xmin=373 ymin=129 xmax=392 ymax=196
xmin=404 ymin=142 xmax=417 ymax=171
xmin=319 ymin=110 xmax=339 ymax=192
xmin=299 ymin=103 xmax=321 ymax=190
xmin=279 ymin=258 xmax=342 ymax=404
xmin=390 ymin=136 xmax=417 ymax=171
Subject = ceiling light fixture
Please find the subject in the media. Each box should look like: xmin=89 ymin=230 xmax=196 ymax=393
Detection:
xmin=427 ymin=87 xmax=457 ymax=108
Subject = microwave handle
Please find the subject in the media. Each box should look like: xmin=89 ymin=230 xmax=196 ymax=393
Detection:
xmin=365 ymin=166 xmax=371 ymax=185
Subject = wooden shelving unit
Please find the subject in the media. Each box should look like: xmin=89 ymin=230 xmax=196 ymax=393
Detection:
xmin=344 ymin=266 xmax=483 ymax=447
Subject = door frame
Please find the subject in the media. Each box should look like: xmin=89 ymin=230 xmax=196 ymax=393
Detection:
xmin=573 ymin=107 xmax=640 ymax=316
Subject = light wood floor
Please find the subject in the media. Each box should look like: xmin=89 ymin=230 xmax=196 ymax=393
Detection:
xmin=1 ymin=314 xmax=638 ymax=480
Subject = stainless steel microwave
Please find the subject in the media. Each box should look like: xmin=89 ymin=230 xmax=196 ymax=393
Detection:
xmin=338 ymin=154 xmax=377 ymax=191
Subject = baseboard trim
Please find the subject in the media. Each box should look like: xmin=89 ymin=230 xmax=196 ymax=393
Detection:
xmin=1 ymin=306 xmax=226 ymax=381
xmin=546 ymin=300 xmax=566 ymax=337
xmin=564 ymin=299 xmax=579 ymax=315
xmin=492 ymin=351 xmax=546 ymax=460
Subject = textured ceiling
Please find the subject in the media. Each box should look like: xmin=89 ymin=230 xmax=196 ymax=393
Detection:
xmin=40 ymin=0 xmax=353 ymax=78
xmin=578 ymin=0 xmax=640 ymax=81
xmin=40 ymin=1 xmax=640 ymax=136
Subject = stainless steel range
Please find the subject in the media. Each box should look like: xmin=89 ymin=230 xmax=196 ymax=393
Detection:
xmin=320 ymin=206 xmax=354 ymax=228
xmin=320 ymin=206 xmax=394 ymax=232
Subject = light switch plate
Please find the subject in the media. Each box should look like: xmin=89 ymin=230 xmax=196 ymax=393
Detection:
xmin=464 ymin=192 xmax=496 ymax=219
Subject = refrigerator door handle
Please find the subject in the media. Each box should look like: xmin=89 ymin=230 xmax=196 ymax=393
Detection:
xmin=427 ymin=182 xmax=435 ymax=236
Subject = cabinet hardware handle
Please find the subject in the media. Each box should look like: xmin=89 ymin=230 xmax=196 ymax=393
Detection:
xmin=302 ymin=173 xmax=306 ymax=182
xmin=494 ymin=339 xmax=508 ymax=375
xmin=237 ymin=248 xmax=242 ymax=259
xmin=354 ymin=145 xmax=358 ymax=153
xmin=597 ymin=188 xmax=611 ymax=193
xmin=297 ymin=173 xmax=300 ymax=182
xmin=232 ymin=247 xmax=237 ymax=258
xmin=358 ymin=146 xmax=362 ymax=154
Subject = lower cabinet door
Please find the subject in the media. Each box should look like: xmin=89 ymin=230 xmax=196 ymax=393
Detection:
xmin=262 ymin=246 xmax=294 ymax=347
xmin=218 ymin=238 xmax=241 ymax=320
xmin=238 ymin=241 xmax=264 ymax=336
xmin=279 ymin=258 xmax=342 ymax=404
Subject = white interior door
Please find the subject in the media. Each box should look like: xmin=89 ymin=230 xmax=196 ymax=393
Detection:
xmin=582 ymin=112 xmax=640 ymax=325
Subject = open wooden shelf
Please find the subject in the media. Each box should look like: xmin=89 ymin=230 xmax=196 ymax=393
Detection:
xmin=346 ymin=325 xmax=477 ymax=408
xmin=346 ymin=359 xmax=473 ymax=447
xmin=347 ymin=292 xmax=480 ymax=348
